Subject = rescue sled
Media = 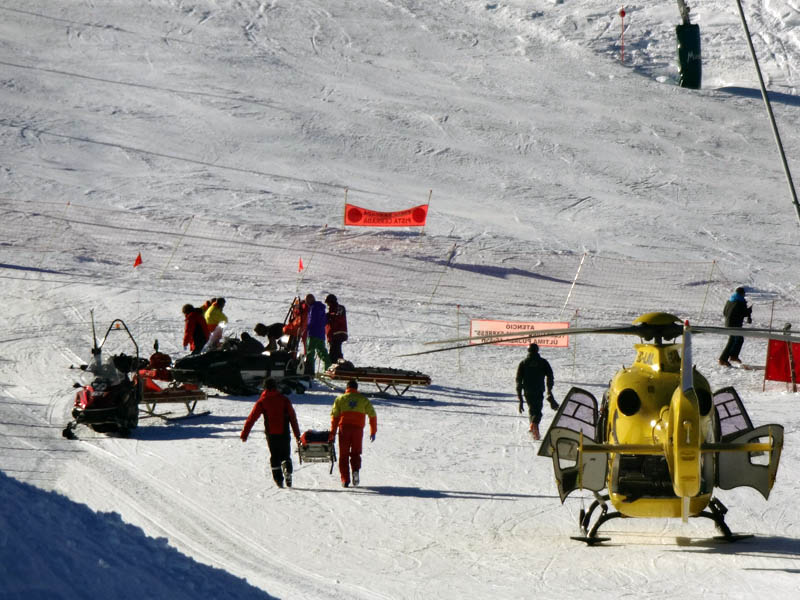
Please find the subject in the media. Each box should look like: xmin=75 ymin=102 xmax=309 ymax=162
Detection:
xmin=297 ymin=429 xmax=336 ymax=474
xmin=63 ymin=315 xmax=144 ymax=439
xmin=136 ymin=342 xmax=209 ymax=420
xmin=321 ymin=362 xmax=431 ymax=397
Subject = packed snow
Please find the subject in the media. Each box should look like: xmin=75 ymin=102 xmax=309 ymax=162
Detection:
xmin=3 ymin=1 xmax=800 ymax=598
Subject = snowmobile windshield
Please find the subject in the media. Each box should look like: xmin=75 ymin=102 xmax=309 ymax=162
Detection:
xmin=81 ymin=356 xmax=124 ymax=386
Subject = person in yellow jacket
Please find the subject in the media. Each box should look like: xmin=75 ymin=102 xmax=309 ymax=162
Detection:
xmin=329 ymin=379 xmax=377 ymax=487
xmin=204 ymin=297 xmax=228 ymax=329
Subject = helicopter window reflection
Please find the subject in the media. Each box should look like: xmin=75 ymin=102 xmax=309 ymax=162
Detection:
xmin=712 ymin=387 xmax=755 ymax=439
xmin=553 ymin=389 xmax=597 ymax=438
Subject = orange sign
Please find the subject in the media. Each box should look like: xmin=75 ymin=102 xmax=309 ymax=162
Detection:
xmin=344 ymin=203 xmax=428 ymax=227
xmin=469 ymin=320 xmax=570 ymax=347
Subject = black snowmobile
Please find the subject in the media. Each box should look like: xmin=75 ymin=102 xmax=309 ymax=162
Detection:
xmin=169 ymin=337 xmax=311 ymax=396
xmin=63 ymin=316 xmax=145 ymax=439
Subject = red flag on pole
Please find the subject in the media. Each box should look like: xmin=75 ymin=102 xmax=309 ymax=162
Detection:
xmin=133 ymin=252 xmax=142 ymax=267
xmin=298 ymin=257 xmax=304 ymax=272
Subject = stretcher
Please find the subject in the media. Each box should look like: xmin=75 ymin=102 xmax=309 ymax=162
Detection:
xmin=137 ymin=368 xmax=209 ymax=420
xmin=321 ymin=363 xmax=431 ymax=397
xmin=297 ymin=429 xmax=336 ymax=474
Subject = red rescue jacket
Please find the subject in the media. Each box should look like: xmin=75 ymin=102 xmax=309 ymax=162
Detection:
xmin=241 ymin=390 xmax=301 ymax=440
xmin=183 ymin=309 xmax=210 ymax=351
xmin=326 ymin=303 xmax=348 ymax=343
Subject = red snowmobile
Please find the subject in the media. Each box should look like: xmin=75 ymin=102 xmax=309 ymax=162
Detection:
xmin=62 ymin=316 xmax=144 ymax=439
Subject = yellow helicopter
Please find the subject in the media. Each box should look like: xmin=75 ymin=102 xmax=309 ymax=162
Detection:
xmin=412 ymin=312 xmax=796 ymax=544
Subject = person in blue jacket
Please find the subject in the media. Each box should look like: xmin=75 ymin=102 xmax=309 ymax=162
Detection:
xmin=719 ymin=286 xmax=752 ymax=367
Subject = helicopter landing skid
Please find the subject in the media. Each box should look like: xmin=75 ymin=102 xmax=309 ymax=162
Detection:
xmin=573 ymin=495 xmax=624 ymax=544
xmin=573 ymin=496 xmax=752 ymax=545
xmin=698 ymin=497 xmax=753 ymax=542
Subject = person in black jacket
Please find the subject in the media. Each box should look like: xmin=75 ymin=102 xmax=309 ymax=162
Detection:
xmin=719 ymin=286 xmax=752 ymax=367
xmin=515 ymin=343 xmax=558 ymax=440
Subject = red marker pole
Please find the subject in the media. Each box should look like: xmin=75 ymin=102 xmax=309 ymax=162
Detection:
xmin=619 ymin=8 xmax=626 ymax=62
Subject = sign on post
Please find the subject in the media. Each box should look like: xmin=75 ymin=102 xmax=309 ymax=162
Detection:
xmin=469 ymin=320 xmax=570 ymax=347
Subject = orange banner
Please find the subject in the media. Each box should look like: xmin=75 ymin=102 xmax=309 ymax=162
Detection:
xmin=469 ymin=320 xmax=570 ymax=347
xmin=344 ymin=203 xmax=428 ymax=227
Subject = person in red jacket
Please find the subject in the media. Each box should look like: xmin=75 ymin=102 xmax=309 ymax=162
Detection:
xmin=329 ymin=379 xmax=376 ymax=487
xmin=240 ymin=378 xmax=302 ymax=488
xmin=325 ymin=294 xmax=348 ymax=364
xmin=182 ymin=304 xmax=210 ymax=354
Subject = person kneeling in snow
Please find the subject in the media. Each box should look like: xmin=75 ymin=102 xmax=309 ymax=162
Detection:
xmin=329 ymin=379 xmax=377 ymax=488
xmin=240 ymin=378 xmax=301 ymax=488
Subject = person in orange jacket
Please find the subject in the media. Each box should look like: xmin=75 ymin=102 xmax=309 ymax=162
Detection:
xmin=240 ymin=377 xmax=301 ymax=488
xmin=329 ymin=379 xmax=377 ymax=487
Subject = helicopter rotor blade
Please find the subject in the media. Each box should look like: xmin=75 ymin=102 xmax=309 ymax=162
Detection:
xmin=691 ymin=325 xmax=800 ymax=343
xmin=398 ymin=325 xmax=644 ymax=357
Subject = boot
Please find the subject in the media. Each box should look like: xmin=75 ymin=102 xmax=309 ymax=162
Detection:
xmin=530 ymin=422 xmax=540 ymax=440
xmin=282 ymin=461 xmax=292 ymax=488
xmin=352 ymin=470 xmax=360 ymax=487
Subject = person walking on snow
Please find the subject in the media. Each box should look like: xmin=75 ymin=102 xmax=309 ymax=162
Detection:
xmin=719 ymin=286 xmax=753 ymax=367
xmin=329 ymin=379 xmax=377 ymax=488
xmin=305 ymin=294 xmax=331 ymax=371
xmin=516 ymin=343 xmax=557 ymax=440
xmin=240 ymin=377 xmax=301 ymax=488
xmin=325 ymin=294 xmax=348 ymax=364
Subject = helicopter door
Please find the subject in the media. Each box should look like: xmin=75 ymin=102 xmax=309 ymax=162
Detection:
xmin=712 ymin=386 xmax=754 ymax=439
xmin=538 ymin=387 xmax=599 ymax=457
xmin=713 ymin=387 xmax=784 ymax=499
xmin=546 ymin=428 xmax=608 ymax=502
xmin=537 ymin=388 xmax=607 ymax=502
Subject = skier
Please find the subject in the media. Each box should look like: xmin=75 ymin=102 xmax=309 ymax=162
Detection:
xmin=515 ymin=343 xmax=558 ymax=440
xmin=329 ymin=379 xmax=377 ymax=488
xmin=240 ymin=377 xmax=302 ymax=488
xmin=325 ymin=294 xmax=348 ymax=363
xmin=719 ymin=286 xmax=753 ymax=367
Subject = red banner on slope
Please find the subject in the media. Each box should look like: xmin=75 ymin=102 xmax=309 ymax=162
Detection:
xmin=765 ymin=338 xmax=800 ymax=382
xmin=344 ymin=203 xmax=428 ymax=227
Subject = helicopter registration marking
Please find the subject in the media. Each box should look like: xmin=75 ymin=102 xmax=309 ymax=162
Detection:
xmin=469 ymin=319 xmax=569 ymax=347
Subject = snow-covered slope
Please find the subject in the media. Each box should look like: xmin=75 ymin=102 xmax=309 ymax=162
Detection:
xmin=3 ymin=1 xmax=800 ymax=598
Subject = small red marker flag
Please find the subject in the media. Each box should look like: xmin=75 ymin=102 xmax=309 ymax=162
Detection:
xmin=298 ymin=257 xmax=304 ymax=272
xmin=133 ymin=252 xmax=142 ymax=267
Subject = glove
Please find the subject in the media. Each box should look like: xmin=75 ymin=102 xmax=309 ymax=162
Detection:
xmin=328 ymin=432 xmax=335 ymax=443
xmin=747 ymin=316 xmax=752 ymax=324
xmin=547 ymin=392 xmax=558 ymax=410
xmin=370 ymin=433 xmax=376 ymax=442
xmin=517 ymin=395 xmax=524 ymax=413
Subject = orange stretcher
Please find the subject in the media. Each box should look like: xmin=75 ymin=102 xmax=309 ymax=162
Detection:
xmin=322 ymin=363 xmax=431 ymax=397
xmin=137 ymin=369 xmax=209 ymax=420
